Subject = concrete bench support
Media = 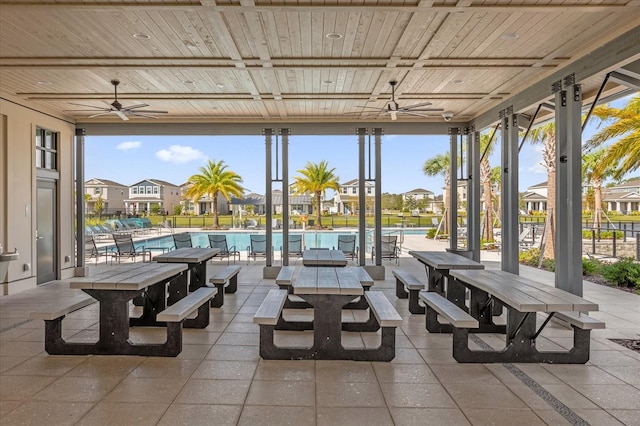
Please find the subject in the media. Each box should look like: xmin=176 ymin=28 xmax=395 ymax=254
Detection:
xmin=393 ymin=269 xmax=425 ymax=314
xmin=208 ymin=265 xmax=241 ymax=307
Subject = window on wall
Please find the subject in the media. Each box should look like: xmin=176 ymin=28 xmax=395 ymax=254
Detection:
xmin=132 ymin=187 xmax=138 ymax=195
xmin=351 ymin=187 xmax=357 ymax=194
xmin=35 ymin=127 xmax=58 ymax=170
xmin=153 ymin=186 xmax=159 ymax=194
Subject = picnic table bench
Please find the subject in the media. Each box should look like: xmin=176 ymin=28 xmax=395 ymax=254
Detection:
xmin=255 ymin=266 xmax=401 ymax=361
xmin=154 ymin=247 xmax=220 ymax=292
xmin=32 ymin=263 xmax=216 ymax=356
xmin=438 ymin=269 xmax=605 ymax=363
xmin=302 ymin=249 xmax=348 ymax=267
xmin=208 ymin=265 xmax=241 ymax=307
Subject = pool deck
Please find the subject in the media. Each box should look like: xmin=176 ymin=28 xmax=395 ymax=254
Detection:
xmin=1 ymin=234 xmax=639 ymax=425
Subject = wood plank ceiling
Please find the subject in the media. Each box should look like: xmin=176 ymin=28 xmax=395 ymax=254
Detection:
xmin=0 ymin=0 xmax=639 ymax=126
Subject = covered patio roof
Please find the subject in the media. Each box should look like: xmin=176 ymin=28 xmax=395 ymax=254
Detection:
xmin=0 ymin=1 xmax=638 ymax=134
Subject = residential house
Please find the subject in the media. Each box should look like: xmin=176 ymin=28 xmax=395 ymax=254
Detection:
xmin=228 ymin=189 xmax=313 ymax=216
xmin=84 ymin=178 xmax=128 ymax=215
xmin=125 ymin=179 xmax=181 ymax=215
xmin=180 ymin=182 xmax=229 ymax=216
xmin=334 ymin=179 xmax=375 ymax=215
xmin=402 ymin=188 xmax=439 ymax=213
xmin=602 ymin=178 xmax=640 ymax=214
xmin=522 ymin=181 xmax=548 ymax=213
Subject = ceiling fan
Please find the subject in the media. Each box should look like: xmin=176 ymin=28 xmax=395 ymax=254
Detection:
xmin=354 ymin=80 xmax=444 ymax=120
xmin=67 ymin=80 xmax=168 ymax=121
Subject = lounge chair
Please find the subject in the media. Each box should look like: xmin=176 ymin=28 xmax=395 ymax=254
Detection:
xmin=333 ymin=234 xmax=358 ymax=261
xmin=247 ymin=234 xmax=270 ymax=264
xmin=172 ymin=232 xmax=193 ymax=249
xmin=112 ymin=233 xmax=151 ymax=263
xmin=85 ymin=235 xmax=110 ymax=264
xmin=280 ymin=234 xmax=304 ymax=264
xmin=371 ymin=235 xmax=400 ymax=265
xmin=208 ymin=234 xmax=240 ymax=265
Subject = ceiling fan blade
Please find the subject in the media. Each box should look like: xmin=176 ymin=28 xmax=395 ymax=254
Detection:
xmin=128 ymin=112 xmax=159 ymax=119
xmin=87 ymin=111 xmax=114 ymax=118
xmin=131 ymin=109 xmax=168 ymax=114
xmin=67 ymin=102 xmax=110 ymax=111
xmin=402 ymin=107 xmax=445 ymax=112
xmin=403 ymin=101 xmax=433 ymax=109
xmin=115 ymin=111 xmax=129 ymax=121
xmin=121 ymin=103 xmax=150 ymax=111
xmin=402 ymin=111 xmax=434 ymax=118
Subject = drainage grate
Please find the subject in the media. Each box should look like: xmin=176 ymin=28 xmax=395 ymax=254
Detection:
xmin=608 ymin=338 xmax=640 ymax=353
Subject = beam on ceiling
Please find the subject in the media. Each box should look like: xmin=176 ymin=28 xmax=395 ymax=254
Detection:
xmin=472 ymin=25 xmax=640 ymax=130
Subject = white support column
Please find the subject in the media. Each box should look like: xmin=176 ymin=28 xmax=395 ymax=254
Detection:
xmin=555 ymin=76 xmax=583 ymax=296
xmin=264 ymin=129 xmax=274 ymax=270
xmin=449 ymin=128 xmax=459 ymax=249
xmin=468 ymin=129 xmax=481 ymax=262
xmin=501 ymin=108 xmax=519 ymax=274
xmin=75 ymin=128 xmax=86 ymax=267
xmin=281 ymin=129 xmax=290 ymax=265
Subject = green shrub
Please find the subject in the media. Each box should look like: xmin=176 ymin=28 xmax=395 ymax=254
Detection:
xmin=582 ymin=230 xmax=624 ymax=239
xmin=425 ymin=228 xmax=437 ymax=239
xmin=582 ymin=258 xmax=601 ymax=276
xmin=519 ymin=248 xmax=541 ymax=266
xmin=600 ymin=258 xmax=640 ymax=287
xmin=541 ymin=258 xmax=555 ymax=272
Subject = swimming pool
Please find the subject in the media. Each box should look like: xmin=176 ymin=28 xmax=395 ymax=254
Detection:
xmin=135 ymin=229 xmax=426 ymax=252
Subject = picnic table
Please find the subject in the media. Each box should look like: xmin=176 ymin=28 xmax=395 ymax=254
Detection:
xmin=154 ymin=247 xmax=219 ymax=291
xmin=302 ymin=249 xmax=348 ymax=267
xmin=57 ymin=263 xmax=195 ymax=356
xmin=439 ymin=269 xmax=603 ymax=363
xmin=407 ymin=250 xmax=484 ymax=313
xmin=256 ymin=266 xmax=402 ymax=361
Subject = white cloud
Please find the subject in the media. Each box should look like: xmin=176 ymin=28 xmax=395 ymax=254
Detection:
xmin=116 ymin=141 xmax=141 ymax=151
xmin=156 ymin=145 xmax=206 ymax=164
xmin=528 ymin=162 xmax=547 ymax=174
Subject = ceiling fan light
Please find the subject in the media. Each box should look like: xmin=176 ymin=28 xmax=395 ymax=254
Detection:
xmin=325 ymin=33 xmax=343 ymax=40
xmin=133 ymin=33 xmax=151 ymax=40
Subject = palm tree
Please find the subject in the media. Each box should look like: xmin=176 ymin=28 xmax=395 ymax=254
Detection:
xmin=584 ymin=95 xmax=640 ymax=179
xmin=527 ymin=122 xmax=556 ymax=260
xmin=291 ymin=160 xmax=340 ymax=229
xmin=185 ymin=160 xmax=245 ymax=229
xmin=423 ymin=153 xmax=451 ymax=234
xmin=479 ymin=134 xmax=496 ymax=243
xmin=582 ymin=148 xmax=617 ymax=231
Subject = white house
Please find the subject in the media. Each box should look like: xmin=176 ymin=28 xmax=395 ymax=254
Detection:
xmin=125 ymin=179 xmax=181 ymax=215
xmin=84 ymin=178 xmax=128 ymax=215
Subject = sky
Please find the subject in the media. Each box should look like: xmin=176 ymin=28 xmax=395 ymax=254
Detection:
xmin=84 ymin=96 xmax=633 ymax=197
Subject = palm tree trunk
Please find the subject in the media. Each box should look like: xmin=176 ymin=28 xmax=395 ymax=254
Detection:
xmin=212 ymin=194 xmax=219 ymax=229
xmin=594 ymin=184 xmax=603 ymax=230
xmin=543 ymin=170 xmax=556 ymax=259
xmin=315 ymin=191 xmax=323 ymax=229
xmin=480 ymin=159 xmax=494 ymax=242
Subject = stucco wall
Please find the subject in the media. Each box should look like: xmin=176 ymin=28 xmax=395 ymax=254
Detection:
xmin=0 ymin=97 xmax=76 ymax=295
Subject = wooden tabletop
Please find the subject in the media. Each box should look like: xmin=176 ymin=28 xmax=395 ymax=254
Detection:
xmin=450 ymin=270 xmax=599 ymax=313
xmin=408 ymin=250 xmax=484 ymax=270
xmin=293 ymin=267 xmax=363 ymax=296
xmin=302 ymin=249 xmax=348 ymax=267
xmin=70 ymin=263 xmax=188 ymax=291
xmin=153 ymin=247 xmax=220 ymax=263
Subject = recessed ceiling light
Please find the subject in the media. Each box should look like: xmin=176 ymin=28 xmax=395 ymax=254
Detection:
xmin=216 ymin=83 xmax=225 ymax=89
xmin=323 ymin=80 xmax=333 ymax=84
xmin=501 ymin=32 xmax=519 ymax=40
xmin=182 ymin=80 xmax=194 ymax=85
xmin=325 ymin=33 xmax=343 ymax=40
xmin=133 ymin=33 xmax=151 ymax=40
xmin=452 ymin=79 xmax=464 ymax=84
xmin=37 ymin=80 xmax=51 ymax=85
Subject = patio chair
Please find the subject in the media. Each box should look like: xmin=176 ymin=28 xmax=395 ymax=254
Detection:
xmin=85 ymin=235 xmax=107 ymax=264
xmin=172 ymin=232 xmax=193 ymax=249
xmin=246 ymin=234 xmax=270 ymax=264
xmin=280 ymin=234 xmax=304 ymax=264
xmin=112 ymin=233 xmax=152 ymax=263
xmin=208 ymin=234 xmax=240 ymax=265
xmin=333 ymin=234 xmax=358 ymax=261
xmin=371 ymin=235 xmax=400 ymax=265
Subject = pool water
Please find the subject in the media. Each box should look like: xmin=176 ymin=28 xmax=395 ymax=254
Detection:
xmin=136 ymin=229 xmax=425 ymax=252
